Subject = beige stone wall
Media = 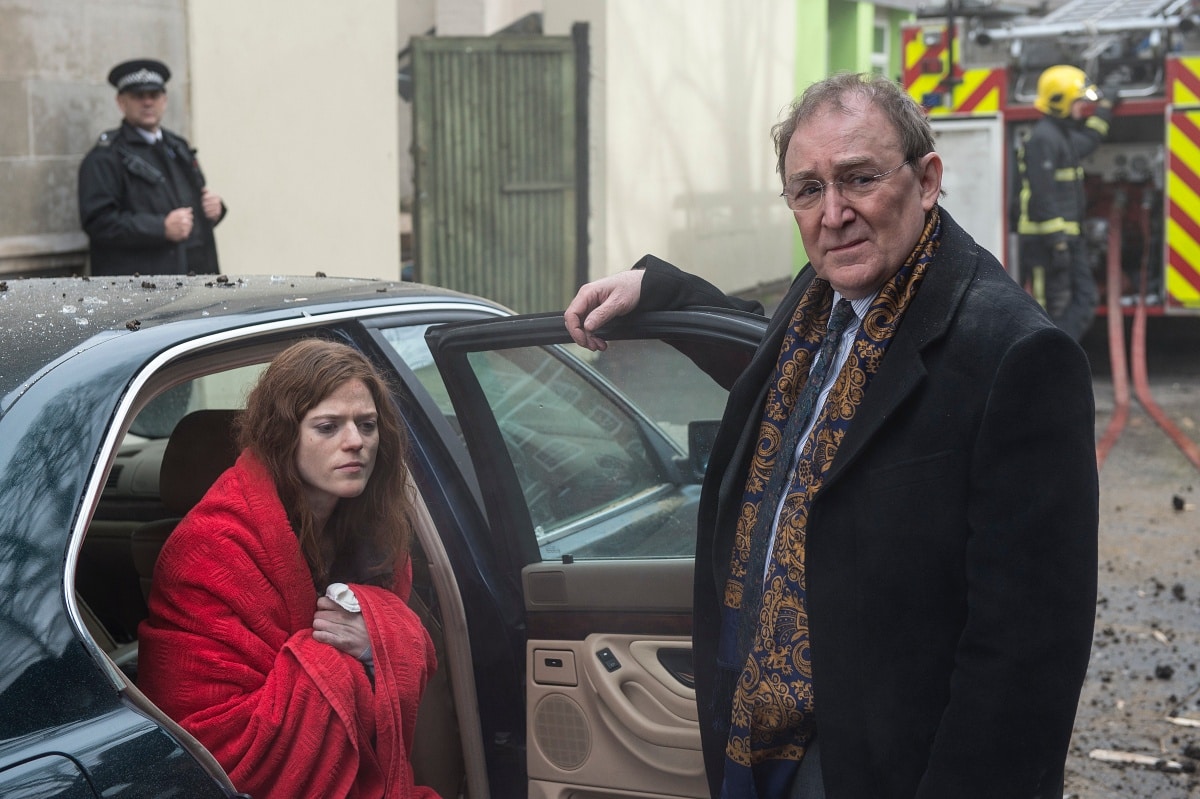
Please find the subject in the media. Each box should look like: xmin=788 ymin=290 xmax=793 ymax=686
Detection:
xmin=435 ymin=0 xmax=542 ymax=35
xmin=0 ymin=0 xmax=189 ymax=276
xmin=188 ymin=0 xmax=400 ymax=279
xmin=1 ymin=0 xmax=400 ymax=280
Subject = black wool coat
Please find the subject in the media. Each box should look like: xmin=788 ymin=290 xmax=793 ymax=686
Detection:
xmin=78 ymin=121 xmax=224 ymax=276
xmin=637 ymin=208 xmax=1099 ymax=799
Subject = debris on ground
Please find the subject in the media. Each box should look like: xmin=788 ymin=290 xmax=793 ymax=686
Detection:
xmin=1064 ymin=324 xmax=1200 ymax=799
xmin=1088 ymin=748 xmax=1194 ymax=773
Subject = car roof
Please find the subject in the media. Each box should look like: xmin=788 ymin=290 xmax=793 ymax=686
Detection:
xmin=0 ymin=274 xmax=490 ymax=401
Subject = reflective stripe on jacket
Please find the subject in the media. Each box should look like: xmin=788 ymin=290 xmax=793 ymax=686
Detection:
xmin=1016 ymin=107 xmax=1111 ymax=242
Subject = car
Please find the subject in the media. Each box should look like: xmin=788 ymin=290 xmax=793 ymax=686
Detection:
xmin=0 ymin=273 xmax=766 ymax=798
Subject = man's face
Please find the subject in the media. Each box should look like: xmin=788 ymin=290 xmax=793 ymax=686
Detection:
xmin=782 ymin=95 xmax=942 ymax=299
xmin=117 ymin=89 xmax=167 ymax=132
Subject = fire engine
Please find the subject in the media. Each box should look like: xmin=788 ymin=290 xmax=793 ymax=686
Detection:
xmin=902 ymin=0 xmax=1200 ymax=316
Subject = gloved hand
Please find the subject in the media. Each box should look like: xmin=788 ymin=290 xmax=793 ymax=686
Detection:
xmin=1051 ymin=243 xmax=1071 ymax=274
xmin=1099 ymin=73 xmax=1123 ymax=108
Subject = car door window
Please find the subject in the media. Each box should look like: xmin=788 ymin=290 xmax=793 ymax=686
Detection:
xmin=379 ymin=323 xmax=465 ymax=445
xmin=467 ymin=344 xmax=669 ymax=548
xmin=418 ymin=316 xmax=758 ymax=562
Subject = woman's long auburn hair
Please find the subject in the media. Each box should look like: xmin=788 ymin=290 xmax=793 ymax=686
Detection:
xmin=236 ymin=338 xmax=414 ymax=590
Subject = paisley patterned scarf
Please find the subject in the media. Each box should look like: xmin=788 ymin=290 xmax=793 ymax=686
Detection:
xmin=718 ymin=208 xmax=941 ymax=798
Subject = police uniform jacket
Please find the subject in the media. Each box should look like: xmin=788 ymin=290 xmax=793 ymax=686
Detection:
xmin=635 ymin=208 xmax=1099 ymax=799
xmin=78 ymin=121 xmax=224 ymax=275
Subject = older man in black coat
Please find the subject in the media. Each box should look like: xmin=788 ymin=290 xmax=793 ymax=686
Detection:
xmin=565 ymin=73 xmax=1097 ymax=799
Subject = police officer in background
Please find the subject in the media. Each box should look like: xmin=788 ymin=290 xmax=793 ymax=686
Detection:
xmin=1015 ymin=64 xmax=1117 ymax=342
xmin=78 ymin=59 xmax=225 ymax=276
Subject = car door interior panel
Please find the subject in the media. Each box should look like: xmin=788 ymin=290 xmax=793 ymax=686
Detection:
xmin=523 ymin=561 xmax=706 ymax=799
xmin=526 ymin=635 xmax=707 ymax=799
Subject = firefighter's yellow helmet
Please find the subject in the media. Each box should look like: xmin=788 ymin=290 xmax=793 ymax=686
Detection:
xmin=1035 ymin=65 xmax=1099 ymax=118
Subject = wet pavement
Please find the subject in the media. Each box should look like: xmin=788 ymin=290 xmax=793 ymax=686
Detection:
xmin=1065 ymin=315 xmax=1200 ymax=798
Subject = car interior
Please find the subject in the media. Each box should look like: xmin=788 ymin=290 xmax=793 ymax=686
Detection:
xmin=72 ymin=345 xmax=481 ymax=799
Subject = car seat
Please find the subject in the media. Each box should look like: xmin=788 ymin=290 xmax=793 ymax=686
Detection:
xmin=130 ymin=409 xmax=242 ymax=601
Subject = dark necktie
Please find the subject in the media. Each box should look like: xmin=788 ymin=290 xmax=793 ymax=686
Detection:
xmin=735 ymin=298 xmax=855 ymax=660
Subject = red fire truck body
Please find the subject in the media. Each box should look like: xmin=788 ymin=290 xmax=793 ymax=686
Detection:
xmin=902 ymin=0 xmax=1200 ymax=315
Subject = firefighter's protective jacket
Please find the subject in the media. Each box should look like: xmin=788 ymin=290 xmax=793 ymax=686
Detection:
xmin=1016 ymin=105 xmax=1113 ymax=247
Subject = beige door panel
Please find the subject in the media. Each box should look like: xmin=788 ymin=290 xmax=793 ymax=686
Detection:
xmin=527 ymin=635 xmax=706 ymax=799
xmin=524 ymin=559 xmax=693 ymax=611
xmin=587 ymin=635 xmax=700 ymax=749
xmin=529 ymin=781 xmax=707 ymax=799
xmin=522 ymin=559 xmax=703 ymax=797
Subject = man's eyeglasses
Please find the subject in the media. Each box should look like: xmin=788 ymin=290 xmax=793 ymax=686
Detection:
xmin=780 ymin=160 xmax=912 ymax=212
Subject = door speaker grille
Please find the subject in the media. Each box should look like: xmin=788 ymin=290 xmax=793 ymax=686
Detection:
xmin=532 ymin=693 xmax=591 ymax=770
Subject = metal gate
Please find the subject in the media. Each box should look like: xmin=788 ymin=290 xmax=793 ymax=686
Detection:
xmin=411 ymin=34 xmax=584 ymax=313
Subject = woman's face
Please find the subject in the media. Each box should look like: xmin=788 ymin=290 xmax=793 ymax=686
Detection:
xmin=295 ymin=378 xmax=379 ymax=521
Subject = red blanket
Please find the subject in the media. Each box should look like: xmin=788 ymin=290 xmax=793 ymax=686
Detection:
xmin=138 ymin=451 xmax=440 ymax=799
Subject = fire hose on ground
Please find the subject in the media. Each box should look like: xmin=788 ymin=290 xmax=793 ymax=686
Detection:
xmin=1095 ymin=191 xmax=1200 ymax=473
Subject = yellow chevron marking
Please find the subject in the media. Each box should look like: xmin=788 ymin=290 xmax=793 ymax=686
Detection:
xmin=1173 ymin=57 xmax=1200 ymax=106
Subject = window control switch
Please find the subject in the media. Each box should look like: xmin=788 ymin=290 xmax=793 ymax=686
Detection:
xmin=596 ymin=647 xmax=621 ymax=672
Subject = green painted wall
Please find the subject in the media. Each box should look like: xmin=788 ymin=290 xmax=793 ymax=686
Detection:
xmin=787 ymin=2 xmax=914 ymax=272
xmin=886 ymin=7 xmax=912 ymax=82
xmin=794 ymin=1 xmax=829 ymax=102
xmin=828 ymin=1 xmax=873 ymax=74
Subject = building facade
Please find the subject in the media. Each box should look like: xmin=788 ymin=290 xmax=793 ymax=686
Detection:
xmin=2 ymin=0 xmax=913 ymax=291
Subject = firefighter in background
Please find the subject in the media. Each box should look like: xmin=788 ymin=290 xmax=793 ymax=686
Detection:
xmin=1016 ymin=65 xmax=1118 ymax=342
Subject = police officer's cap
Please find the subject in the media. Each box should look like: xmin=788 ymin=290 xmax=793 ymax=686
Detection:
xmin=107 ymin=59 xmax=171 ymax=94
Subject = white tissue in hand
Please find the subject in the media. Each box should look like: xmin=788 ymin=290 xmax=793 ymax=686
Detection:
xmin=325 ymin=582 xmax=361 ymax=612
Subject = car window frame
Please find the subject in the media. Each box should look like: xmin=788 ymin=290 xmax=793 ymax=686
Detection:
xmin=422 ymin=309 xmax=767 ymax=577
xmin=67 ymin=301 xmax=501 ymax=688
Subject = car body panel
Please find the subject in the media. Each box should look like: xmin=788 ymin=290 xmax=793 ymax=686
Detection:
xmin=0 ymin=274 xmax=472 ymax=407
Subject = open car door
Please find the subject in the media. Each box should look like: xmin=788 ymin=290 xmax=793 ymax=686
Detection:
xmin=425 ymin=309 xmax=765 ymax=799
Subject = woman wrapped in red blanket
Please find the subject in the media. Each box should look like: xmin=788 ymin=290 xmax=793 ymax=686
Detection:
xmin=139 ymin=339 xmax=441 ymax=799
